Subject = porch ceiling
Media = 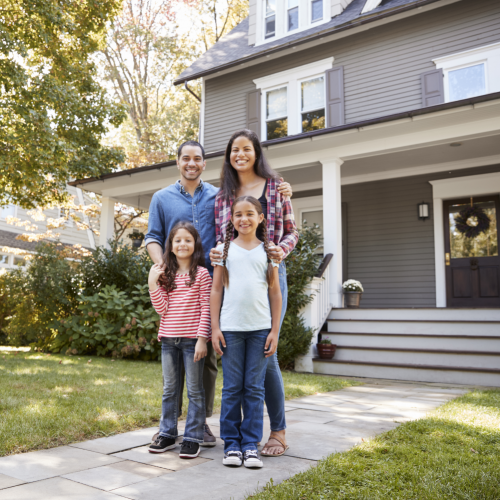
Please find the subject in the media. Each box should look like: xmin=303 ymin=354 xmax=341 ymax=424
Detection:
xmin=72 ymin=97 xmax=500 ymax=209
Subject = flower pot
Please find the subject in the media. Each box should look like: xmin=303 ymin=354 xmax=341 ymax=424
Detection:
xmin=344 ymin=291 xmax=362 ymax=308
xmin=316 ymin=343 xmax=337 ymax=360
xmin=131 ymin=238 xmax=143 ymax=248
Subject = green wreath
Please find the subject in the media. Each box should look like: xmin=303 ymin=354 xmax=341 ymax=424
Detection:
xmin=454 ymin=206 xmax=490 ymax=239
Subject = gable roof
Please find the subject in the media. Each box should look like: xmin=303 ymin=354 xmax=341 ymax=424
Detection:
xmin=175 ymin=0 xmax=441 ymax=84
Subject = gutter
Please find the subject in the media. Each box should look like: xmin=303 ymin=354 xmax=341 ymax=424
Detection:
xmin=173 ymin=0 xmax=447 ymax=86
xmin=69 ymin=91 xmax=500 ymax=187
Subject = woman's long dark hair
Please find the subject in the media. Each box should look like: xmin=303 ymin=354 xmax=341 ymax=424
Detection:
xmin=219 ymin=129 xmax=279 ymax=201
xmin=158 ymin=222 xmax=205 ymax=292
xmin=221 ymin=196 xmax=275 ymax=289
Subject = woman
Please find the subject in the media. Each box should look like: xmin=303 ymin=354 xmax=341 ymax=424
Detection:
xmin=210 ymin=129 xmax=299 ymax=457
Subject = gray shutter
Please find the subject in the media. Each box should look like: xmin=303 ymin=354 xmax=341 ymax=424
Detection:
xmin=326 ymin=66 xmax=345 ymax=128
xmin=247 ymin=90 xmax=261 ymax=138
xmin=421 ymin=69 xmax=444 ymax=107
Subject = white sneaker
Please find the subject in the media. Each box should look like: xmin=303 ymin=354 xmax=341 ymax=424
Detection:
xmin=243 ymin=449 xmax=263 ymax=468
xmin=223 ymin=450 xmax=243 ymax=467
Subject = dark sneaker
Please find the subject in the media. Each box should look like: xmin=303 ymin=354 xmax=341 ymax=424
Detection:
xmin=179 ymin=441 xmax=200 ymax=459
xmin=149 ymin=435 xmax=176 ymax=453
xmin=243 ymin=449 xmax=263 ymax=468
xmin=223 ymin=450 xmax=243 ymax=467
xmin=201 ymin=423 xmax=217 ymax=447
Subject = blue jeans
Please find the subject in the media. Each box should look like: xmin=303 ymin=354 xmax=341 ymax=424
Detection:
xmin=220 ymin=329 xmax=269 ymax=453
xmin=264 ymin=261 xmax=288 ymax=432
xmin=160 ymin=338 xmax=205 ymax=443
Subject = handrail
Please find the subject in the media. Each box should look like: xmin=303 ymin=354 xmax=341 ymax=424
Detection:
xmin=316 ymin=253 xmax=333 ymax=278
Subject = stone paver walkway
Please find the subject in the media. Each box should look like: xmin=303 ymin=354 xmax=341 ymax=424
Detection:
xmin=0 ymin=380 xmax=469 ymax=500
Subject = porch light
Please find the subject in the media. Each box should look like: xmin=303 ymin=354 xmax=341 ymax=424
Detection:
xmin=418 ymin=202 xmax=430 ymax=220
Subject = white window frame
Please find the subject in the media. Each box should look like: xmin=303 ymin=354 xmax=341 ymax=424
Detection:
xmin=254 ymin=57 xmax=334 ymax=139
xmin=432 ymin=42 xmax=500 ymax=103
xmin=256 ymin=0 xmax=329 ymax=46
xmin=264 ymin=84 xmax=289 ymax=141
xmin=298 ymin=74 xmax=327 ymax=134
xmin=286 ymin=0 xmax=299 ymax=33
xmin=0 ymin=252 xmax=11 ymax=268
xmin=0 ymin=204 xmax=17 ymax=220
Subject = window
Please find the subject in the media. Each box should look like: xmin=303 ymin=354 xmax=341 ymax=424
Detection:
xmin=0 ymin=254 xmax=9 ymax=266
xmin=433 ymin=42 xmax=500 ymax=103
xmin=266 ymin=87 xmax=288 ymax=139
xmin=287 ymin=0 xmax=299 ymax=31
xmin=301 ymin=209 xmax=323 ymax=253
xmin=311 ymin=0 xmax=323 ymax=22
xmin=265 ymin=0 xmax=276 ymax=39
xmin=0 ymin=204 xmax=16 ymax=220
xmin=254 ymin=58 xmax=333 ymax=139
xmin=301 ymin=76 xmax=325 ymax=132
xmin=13 ymin=256 xmax=27 ymax=267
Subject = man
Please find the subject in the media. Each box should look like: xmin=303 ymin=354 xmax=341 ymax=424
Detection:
xmin=146 ymin=140 xmax=291 ymax=446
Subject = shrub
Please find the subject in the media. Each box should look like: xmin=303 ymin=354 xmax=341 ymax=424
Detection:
xmin=278 ymin=224 xmax=322 ymax=369
xmin=51 ymin=284 xmax=160 ymax=360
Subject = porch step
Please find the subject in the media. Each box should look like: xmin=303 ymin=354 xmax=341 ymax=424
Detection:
xmin=328 ymin=308 xmax=500 ymax=322
xmin=332 ymin=346 xmax=500 ymax=370
xmin=312 ymin=358 xmax=500 ymax=387
xmin=327 ymin=320 xmax=500 ymax=336
xmin=324 ymin=333 xmax=500 ymax=351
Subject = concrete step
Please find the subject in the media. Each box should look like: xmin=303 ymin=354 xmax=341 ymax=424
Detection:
xmin=328 ymin=308 xmax=500 ymax=322
xmin=331 ymin=346 xmax=500 ymax=370
xmin=327 ymin=320 xmax=500 ymax=336
xmin=320 ymin=332 xmax=500 ymax=351
xmin=313 ymin=358 xmax=500 ymax=387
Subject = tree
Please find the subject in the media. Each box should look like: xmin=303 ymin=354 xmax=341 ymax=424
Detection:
xmin=0 ymin=0 xmax=126 ymax=209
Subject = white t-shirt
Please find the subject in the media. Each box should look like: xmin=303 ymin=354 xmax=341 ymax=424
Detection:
xmin=214 ymin=242 xmax=279 ymax=332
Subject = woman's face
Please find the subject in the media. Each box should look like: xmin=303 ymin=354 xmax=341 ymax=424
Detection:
xmin=230 ymin=136 xmax=256 ymax=175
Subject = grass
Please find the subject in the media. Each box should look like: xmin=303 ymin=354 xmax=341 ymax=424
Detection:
xmin=0 ymin=348 xmax=359 ymax=457
xmin=251 ymin=389 xmax=500 ymax=500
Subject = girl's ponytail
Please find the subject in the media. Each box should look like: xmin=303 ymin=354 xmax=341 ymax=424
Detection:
xmin=222 ymin=220 xmax=233 ymax=287
xmin=261 ymin=221 xmax=275 ymax=288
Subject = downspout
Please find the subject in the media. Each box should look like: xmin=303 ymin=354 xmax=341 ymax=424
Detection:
xmin=184 ymin=81 xmax=201 ymax=102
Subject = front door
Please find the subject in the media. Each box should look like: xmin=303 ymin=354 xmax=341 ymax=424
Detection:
xmin=444 ymin=195 xmax=500 ymax=307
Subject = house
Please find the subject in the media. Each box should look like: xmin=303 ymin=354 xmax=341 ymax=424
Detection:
xmin=71 ymin=0 xmax=500 ymax=386
xmin=0 ymin=185 xmax=96 ymax=270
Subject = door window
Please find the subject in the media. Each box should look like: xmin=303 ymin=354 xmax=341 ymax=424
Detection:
xmin=448 ymin=200 xmax=498 ymax=258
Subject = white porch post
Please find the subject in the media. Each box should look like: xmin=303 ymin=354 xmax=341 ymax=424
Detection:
xmin=99 ymin=197 xmax=115 ymax=249
xmin=321 ymin=158 xmax=344 ymax=308
xmin=433 ymin=197 xmax=447 ymax=307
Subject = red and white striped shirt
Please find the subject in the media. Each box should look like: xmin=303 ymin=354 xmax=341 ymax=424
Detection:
xmin=149 ymin=267 xmax=212 ymax=340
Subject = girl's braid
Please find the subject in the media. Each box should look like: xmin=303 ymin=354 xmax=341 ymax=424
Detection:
xmin=260 ymin=220 xmax=275 ymax=288
xmin=221 ymin=220 xmax=233 ymax=287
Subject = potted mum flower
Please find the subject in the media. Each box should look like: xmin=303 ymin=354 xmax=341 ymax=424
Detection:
xmin=343 ymin=279 xmax=364 ymax=308
xmin=128 ymin=231 xmax=145 ymax=248
xmin=316 ymin=338 xmax=337 ymax=359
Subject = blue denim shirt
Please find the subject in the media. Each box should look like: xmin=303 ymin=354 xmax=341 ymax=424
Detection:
xmin=145 ymin=180 xmax=218 ymax=275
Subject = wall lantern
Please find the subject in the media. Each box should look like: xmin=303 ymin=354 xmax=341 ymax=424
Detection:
xmin=418 ymin=202 xmax=430 ymax=220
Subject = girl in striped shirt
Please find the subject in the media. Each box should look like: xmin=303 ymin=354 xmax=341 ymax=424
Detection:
xmin=148 ymin=221 xmax=212 ymax=459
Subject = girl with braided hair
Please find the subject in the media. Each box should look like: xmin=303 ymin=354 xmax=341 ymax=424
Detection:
xmin=148 ymin=222 xmax=212 ymax=459
xmin=211 ymin=196 xmax=282 ymax=469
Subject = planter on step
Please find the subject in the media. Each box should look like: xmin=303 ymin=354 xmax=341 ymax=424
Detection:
xmin=316 ymin=343 xmax=337 ymax=360
xmin=344 ymin=291 xmax=362 ymax=308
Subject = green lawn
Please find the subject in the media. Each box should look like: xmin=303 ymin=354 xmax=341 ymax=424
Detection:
xmin=251 ymin=389 xmax=500 ymax=500
xmin=0 ymin=348 xmax=359 ymax=457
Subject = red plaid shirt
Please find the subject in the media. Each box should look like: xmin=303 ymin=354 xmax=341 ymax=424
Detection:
xmin=215 ymin=178 xmax=299 ymax=259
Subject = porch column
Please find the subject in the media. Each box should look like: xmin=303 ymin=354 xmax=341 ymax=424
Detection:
xmin=321 ymin=158 xmax=344 ymax=308
xmin=99 ymin=197 xmax=115 ymax=249
xmin=433 ymin=197 xmax=447 ymax=307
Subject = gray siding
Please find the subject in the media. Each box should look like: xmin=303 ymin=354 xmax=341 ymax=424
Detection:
xmin=204 ymin=0 xmax=500 ymax=152
xmin=341 ymin=165 xmax=500 ymax=308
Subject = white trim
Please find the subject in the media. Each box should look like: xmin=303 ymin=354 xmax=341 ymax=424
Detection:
xmin=299 ymin=205 xmax=323 ymax=227
xmin=199 ymin=78 xmax=206 ymax=146
xmin=76 ymin=187 xmax=96 ymax=250
xmin=341 ymin=154 xmax=500 ymax=186
xmin=255 ymin=57 xmax=333 ymax=138
xmin=361 ymin=0 xmax=382 ymax=14
xmin=429 ymin=171 xmax=500 ymax=308
xmin=433 ymin=42 xmax=500 ymax=103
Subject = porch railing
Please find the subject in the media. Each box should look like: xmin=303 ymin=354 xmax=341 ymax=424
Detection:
xmin=295 ymin=254 xmax=333 ymax=373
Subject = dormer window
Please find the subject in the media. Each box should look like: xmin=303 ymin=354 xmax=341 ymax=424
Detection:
xmin=287 ymin=0 xmax=299 ymax=31
xmin=311 ymin=0 xmax=323 ymax=22
xmin=265 ymin=0 xmax=276 ymax=38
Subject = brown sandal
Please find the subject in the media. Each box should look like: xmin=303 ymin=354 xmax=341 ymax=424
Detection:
xmin=261 ymin=436 xmax=289 ymax=457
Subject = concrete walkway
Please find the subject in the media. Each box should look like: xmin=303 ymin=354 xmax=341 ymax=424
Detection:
xmin=0 ymin=380 xmax=468 ymax=500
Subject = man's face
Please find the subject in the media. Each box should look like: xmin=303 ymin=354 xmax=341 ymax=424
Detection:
xmin=177 ymin=145 xmax=206 ymax=181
